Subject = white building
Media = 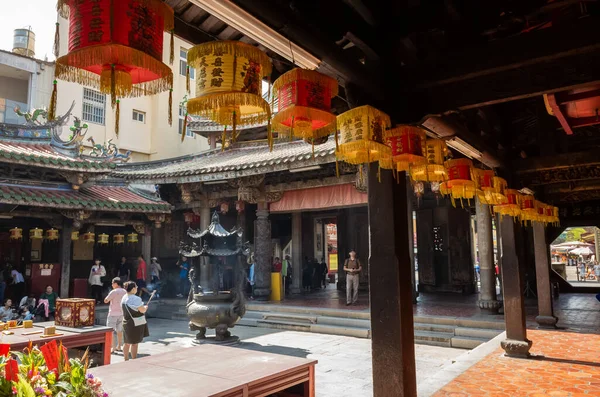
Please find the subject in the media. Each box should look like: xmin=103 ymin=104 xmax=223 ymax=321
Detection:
xmin=54 ymin=18 xmax=209 ymax=162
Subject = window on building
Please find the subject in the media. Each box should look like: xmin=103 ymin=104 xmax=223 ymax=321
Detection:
xmin=179 ymin=48 xmax=195 ymax=79
xmin=132 ymin=109 xmax=146 ymax=123
xmin=179 ymin=107 xmax=195 ymax=138
xmin=82 ymin=88 xmax=106 ymax=125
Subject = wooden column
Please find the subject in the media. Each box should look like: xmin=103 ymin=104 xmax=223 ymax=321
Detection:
xmin=254 ymin=201 xmax=272 ymax=299
xmin=533 ymin=222 xmax=558 ymax=328
xmin=59 ymin=219 xmax=73 ymax=298
xmin=476 ymin=197 xmax=499 ymax=313
xmin=500 ymin=216 xmax=532 ymax=357
xmin=369 ymin=168 xmax=416 ymax=397
xmin=291 ymin=212 xmax=302 ymax=294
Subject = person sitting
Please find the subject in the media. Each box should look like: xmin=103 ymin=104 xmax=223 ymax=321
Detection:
xmin=19 ymin=293 xmax=36 ymax=315
xmin=0 ymin=299 xmax=15 ymax=322
xmin=39 ymin=285 xmax=59 ymax=321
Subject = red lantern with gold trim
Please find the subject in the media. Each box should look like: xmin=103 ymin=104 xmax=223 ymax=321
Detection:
xmin=113 ymin=234 xmax=125 ymax=245
xmin=236 ymin=200 xmax=245 ymax=214
xmin=271 ymin=69 xmax=338 ymax=146
xmin=440 ymin=159 xmax=476 ymax=202
xmin=9 ymin=227 xmax=22 ymax=241
xmin=220 ymin=202 xmax=229 ymax=215
xmin=83 ymin=232 xmax=95 ymax=244
xmin=54 ymin=0 xmax=175 ymax=132
xmin=45 ymin=229 xmax=60 ymax=241
xmin=494 ymin=189 xmax=521 ymax=219
xmin=475 ymin=170 xmax=507 ymax=206
xmin=380 ymin=126 xmax=427 ymax=172
xmin=184 ymin=212 xmax=195 ymax=225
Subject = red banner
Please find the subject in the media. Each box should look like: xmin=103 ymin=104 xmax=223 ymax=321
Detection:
xmin=479 ymin=171 xmax=493 ymax=188
xmin=447 ymin=164 xmax=471 ymax=181
xmin=5 ymin=358 xmax=18 ymax=382
xmin=40 ymin=340 xmax=60 ymax=372
xmin=506 ymin=192 xmax=518 ymax=205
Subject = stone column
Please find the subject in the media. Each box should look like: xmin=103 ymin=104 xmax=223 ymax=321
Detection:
xmin=533 ymin=222 xmax=558 ymax=328
xmin=253 ymin=202 xmax=272 ymax=299
xmin=142 ymin=225 xmax=152 ymax=284
xmin=476 ymin=197 xmax=499 ymax=313
xmin=500 ymin=216 xmax=532 ymax=357
xmin=406 ymin=177 xmax=418 ymax=303
xmin=59 ymin=219 xmax=73 ymax=298
xmin=291 ymin=212 xmax=302 ymax=294
xmin=199 ymin=206 xmax=211 ymax=290
xmin=369 ymin=168 xmax=417 ymax=397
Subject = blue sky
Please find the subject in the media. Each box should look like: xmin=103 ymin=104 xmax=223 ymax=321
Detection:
xmin=0 ymin=0 xmax=57 ymax=60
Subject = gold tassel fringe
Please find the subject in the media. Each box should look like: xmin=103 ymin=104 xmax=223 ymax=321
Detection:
xmin=57 ymin=0 xmax=174 ymax=31
xmin=272 ymin=105 xmax=337 ymax=139
xmin=168 ymin=89 xmax=173 ymax=126
xmin=115 ymin=99 xmax=120 ymax=136
xmin=48 ymin=80 xmax=58 ymax=121
xmin=335 ymin=140 xmax=392 ymax=165
xmin=188 ymin=41 xmax=272 ymax=76
xmin=53 ymin=22 xmax=60 ymax=58
xmin=187 ymin=92 xmax=271 ymax=126
xmin=336 ymin=105 xmax=391 ymax=130
xmin=181 ymin=112 xmax=188 ymax=142
xmin=268 ymin=119 xmax=273 ymax=152
xmin=271 ymin=68 xmax=338 ymax=100
xmin=55 ymin=44 xmax=173 ymax=98
xmin=186 ymin=66 xmax=190 ymax=93
xmin=169 ymin=30 xmax=175 ymax=65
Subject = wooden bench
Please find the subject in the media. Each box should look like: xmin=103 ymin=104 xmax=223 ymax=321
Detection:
xmin=90 ymin=344 xmax=317 ymax=397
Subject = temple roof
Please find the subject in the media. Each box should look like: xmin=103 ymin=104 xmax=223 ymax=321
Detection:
xmin=0 ymin=183 xmax=171 ymax=213
xmin=112 ymin=139 xmax=336 ymax=183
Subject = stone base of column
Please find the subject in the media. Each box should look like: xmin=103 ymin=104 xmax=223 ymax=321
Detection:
xmin=253 ymin=288 xmax=271 ymax=300
xmin=478 ymin=299 xmax=501 ymax=314
xmin=291 ymin=287 xmax=301 ymax=294
xmin=535 ymin=315 xmax=558 ymax=328
xmin=501 ymin=338 xmax=532 ymax=358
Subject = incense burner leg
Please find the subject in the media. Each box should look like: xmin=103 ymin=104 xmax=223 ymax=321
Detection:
xmin=190 ymin=322 xmax=207 ymax=340
xmin=215 ymin=324 xmax=230 ymax=341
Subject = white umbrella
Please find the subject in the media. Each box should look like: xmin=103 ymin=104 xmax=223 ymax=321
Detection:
xmin=569 ymin=247 xmax=593 ymax=256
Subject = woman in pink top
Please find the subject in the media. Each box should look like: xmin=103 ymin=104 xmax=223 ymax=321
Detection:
xmin=104 ymin=277 xmax=127 ymax=353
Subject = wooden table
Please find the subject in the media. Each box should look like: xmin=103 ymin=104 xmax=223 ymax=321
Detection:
xmin=90 ymin=344 xmax=317 ymax=397
xmin=0 ymin=322 xmax=113 ymax=366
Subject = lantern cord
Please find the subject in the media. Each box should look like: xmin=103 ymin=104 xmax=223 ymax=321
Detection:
xmin=169 ymin=30 xmax=175 ymax=65
xmin=53 ymin=22 xmax=60 ymax=58
xmin=168 ymin=89 xmax=173 ymax=126
xmin=221 ymin=125 xmax=227 ymax=152
xmin=268 ymin=119 xmax=273 ymax=152
xmin=335 ymin=160 xmax=340 ymax=178
xmin=48 ymin=80 xmax=58 ymax=121
xmin=115 ymin=99 xmax=120 ymax=136
xmin=232 ymin=111 xmax=237 ymax=143
xmin=110 ymin=65 xmax=116 ymax=109
xmin=186 ymin=66 xmax=191 ymax=94
xmin=359 ymin=164 xmax=363 ymax=181
xmin=181 ymin=112 xmax=188 ymax=143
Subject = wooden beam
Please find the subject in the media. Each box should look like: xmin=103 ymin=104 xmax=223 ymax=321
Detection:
xmin=545 ymin=94 xmax=573 ymax=135
xmin=517 ymin=151 xmax=600 ymax=172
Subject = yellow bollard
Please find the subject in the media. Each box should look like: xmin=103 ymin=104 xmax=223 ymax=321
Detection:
xmin=269 ymin=272 xmax=282 ymax=301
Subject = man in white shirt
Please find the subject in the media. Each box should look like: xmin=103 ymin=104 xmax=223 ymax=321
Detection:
xmin=89 ymin=259 xmax=106 ymax=304
xmin=11 ymin=268 xmax=25 ymax=302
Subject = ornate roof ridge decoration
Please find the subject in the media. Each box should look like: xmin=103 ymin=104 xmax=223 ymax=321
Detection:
xmin=0 ymin=102 xmax=74 ymax=141
xmin=83 ymin=137 xmax=131 ymax=163
xmin=187 ymin=212 xmax=243 ymax=239
xmin=128 ymin=184 xmax=163 ymax=202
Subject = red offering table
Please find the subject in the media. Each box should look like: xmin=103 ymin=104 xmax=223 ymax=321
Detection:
xmin=90 ymin=345 xmax=317 ymax=397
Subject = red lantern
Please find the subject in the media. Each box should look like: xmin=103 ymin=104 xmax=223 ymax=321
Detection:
xmin=494 ymin=189 xmax=521 ymax=219
xmin=54 ymin=0 xmax=174 ymax=132
xmin=380 ymin=126 xmax=427 ymax=172
xmin=220 ymin=202 xmax=229 ymax=215
xmin=440 ymin=159 xmax=476 ymax=201
xmin=271 ymin=69 xmax=338 ymax=143
xmin=236 ymin=201 xmax=245 ymax=214
xmin=9 ymin=228 xmax=22 ymax=240
xmin=83 ymin=232 xmax=95 ymax=244
xmin=113 ymin=234 xmax=125 ymax=245
xmin=184 ymin=212 xmax=195 ymax=224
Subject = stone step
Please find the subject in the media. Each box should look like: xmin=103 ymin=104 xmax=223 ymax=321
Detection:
xmin=255 ymin=319 xmax=371 ymax=338
xmin=450 ymin=336 xmax=488 ymax=349
xmin=414 ymin=315 xmax=505 ymax=331
xmin=257 ymin=319 xmax=312 ymax=332
xmin=454 ymin=327 xmax=502 ymax=339
xmin=413 ymin=331 xmax=453 ymax=347
xmin=262 ymin=313 xmax=317 ymax=324
xmin=413 ymin=323 xmax=456 ymax=334
xmin=247 ymin=303 xmax=370 ymax=320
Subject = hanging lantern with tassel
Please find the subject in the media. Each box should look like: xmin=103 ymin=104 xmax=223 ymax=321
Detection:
xmin=271 ymin=69 xmax=338 ymax=150
xmin=335 ymin=105 xmax=392 ymax=175
xmin=410 ymin=139 xmax=449 ymax=183
xmin=185 ymin=41 xmax=272 ymax=146
xmin=114 ymin=234 xmax=125 ymax=245
xmin=184 ymin=212 xmax=195 ymax=224
xmin=519 ymin=193 xmax=537 ymax=226
xmin=9 ymin=227 xmax=22 ymax=241
xmin=45 ymin=229 xmax=59 ymax=241
xmin=493 ymin=189 xmax=521 ymax=219
xmin=83 ymin=232 xmax=95 ymax=244
xmin=53 ymin=0 xmax=174 ymax=130
xmin=127 ymin=233 xmax=139 ymax=244
xmin=71 ymin=231 xmax=79 ymax=241
xmin=30 ymin=228 xmax=44 ymax=240
xmin=440 ymin=158 xmax=476 ymax=204
xmin=379 ymin=126 xmax=427 ymax=176
xmin=236 ymin=200 xmax=246 ymax=214
xmin=475 ymin=170 xmax=508 ymax=206
xmin=552 ymin=207 xmax=560 ymax=226
xmin=220 ymin=202 xmax=230 ymax=215
xmin=97 ymin=233 xmax=109 ymax=245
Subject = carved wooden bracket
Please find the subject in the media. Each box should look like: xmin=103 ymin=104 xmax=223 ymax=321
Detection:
xmin=60 ymin=172 xmax=89 ymax=190
xmin=133 ymin=224 xmax=146 ymax=234
xmin=147 ymin=214 xmax=166 ymax=228
xmin=178 ymin=183 xmax=203 ymax=204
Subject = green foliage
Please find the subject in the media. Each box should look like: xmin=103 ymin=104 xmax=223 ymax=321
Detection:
xmin=553 ymin=227 xmax=595 ymax=244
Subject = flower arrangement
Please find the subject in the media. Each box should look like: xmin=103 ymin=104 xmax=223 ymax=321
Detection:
xmin=0 ymin=341 xmax=108 ymax=397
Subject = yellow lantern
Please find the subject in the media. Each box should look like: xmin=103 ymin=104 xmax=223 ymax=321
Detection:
xmin=186 ymin=41 xmax=272 ymax=144
xmin=552 ymin=207 xmax=560 ymax=226
xmin=379 ymin=126 xmax=427 ymax=172
xmin=45 ymin=229 xmax=59 ymax=241
xmin=335 ymin=105 xmax=391 ymax=167
xmin=114 ymin=234 xmax=125 ymax=245
xmin=83 ymin=232 xmax=95 ymax=244
xmin=127 ymin=233 xmax=139 ymax=244
xmin=71 ymin=231 xmax=79 ymax=241
xmin=475 ymin=170 xmax=508 ymax=205
xmin=30 ymin=228 xmax=43 ymax=240
xmin=9 ymin=227 xmax=22 ymax=240
xmin=271 ymin=69 xmax=338 ymax=145
xmin=535 ymin=201 xmax=550 ymax=225
xmin=410 ymin=139 xmax=449 ymax=182
xmin=519 ymin=194 xmax=537 ymax=225
xmin=440 ymin=158 xmax=476 ymax=202
xmin=493 ymin=189 xmax=521 ymax=219
xmin=97 ymin=233 xmax=109 ymax=245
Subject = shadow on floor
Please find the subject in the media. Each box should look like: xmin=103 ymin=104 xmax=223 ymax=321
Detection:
xmin=234 ymin=342 xmax=310 ymax=358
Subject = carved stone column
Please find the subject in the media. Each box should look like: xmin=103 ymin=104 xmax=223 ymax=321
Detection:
xmin=141 ymin=225 xmax=152 ymax=283
xmin=476 ymin=197 xmax=499 ymax=313
xmin=253 ymin=202 xmax=272 ymax=299
xmin=59 ymin=218 xmax=73 ymax=298
xmin=500 ymin=216 xmax=532 ymax=357
xmin=199 ymin=206 xmax=211 ymax=290
xmin=533 ymin=222 xmax=558 ymax=328
xmin=291 ymin=212 xmax=302 ymax=294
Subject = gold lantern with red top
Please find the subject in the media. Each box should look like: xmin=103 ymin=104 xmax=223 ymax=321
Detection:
xmin=45 ymin=229 xmax=59 ymax=241
xmin=186 ymin=41 xmax=272 ymax=145
xmin=410 ymin=139 xmax=449 ymax=183
xmin=54 ymin=0 xmax=175 ymax=132
xmin=271 ymin=69 xmax=338 ymax=146
xmin=9 ymin=227 xmax=22 ymax=241
xmin=30 ymin=228 xmax=43 ymax=240
xmin=379 ymin=126 xmax=427 ymax=173
xmin=83 ymin=232 xmax=95 ymax=244
xmin=493 ymin=189 xmax=521 ymax=219
xmin=113 ymin=234 xmax=125 ymax=245
xmin=519 ymin=193 xmax=537 ymax=225
xmin=475 ymin=170 xmax=508 ymax=205
xmin=71 ymin=231 xmax=79 ymax=241
xmin=336 ymin=105 xmax=391 ymax=169
xmin=127 ymin=233 xmax=139 ymax=244
xmin=97 ymin=233 xmax=109 ymax=245
xmin=440 ymin=158 xmax=476 ymax=202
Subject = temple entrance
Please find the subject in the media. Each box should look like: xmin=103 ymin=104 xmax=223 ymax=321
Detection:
xmin=551 ymin=226 xmax=600 ymax=288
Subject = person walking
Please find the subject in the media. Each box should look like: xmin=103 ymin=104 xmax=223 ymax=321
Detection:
xmin=105 ymin=277 xmax=127 ymax=353
xmin=283 ymin=255 xmax=292 ymax=295
xmin=594 ymin=261 xmax=600 ymax=283
xmin=150 ymin=257 xmax=162 ymax=284
xmin=247 ymin=257 xmax=255 ymax=300
xmin=39 ymin=285 xmax=59 ymax=321
xmin=136 ymin=255 xmax=149 ymax=297
xmin=117 ymin=257 xmax=131 ymax=283
xmin=578 ymin=261 xmax=587 ymax=282
xmin=319 ymin=258 xmax=328 ymax=289
xmin=121 ymin=281 xmax=149 ymax=361
xmin=343 ymin=250 xmax=362 ymax=306
xmin=177 ymin=256 xmax=190 ymax=298
xmin=88 ymin=259 xmax=106 ymax=304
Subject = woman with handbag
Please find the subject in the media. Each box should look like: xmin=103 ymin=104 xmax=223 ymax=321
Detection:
xmin=121 ymin=281 xmax=149 ymax=361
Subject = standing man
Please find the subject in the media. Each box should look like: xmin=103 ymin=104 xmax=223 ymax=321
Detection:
xmin=247 ymin=254 xmax=255 ymax=300
xmin=283 ymin=255 xmax=292 ymax=295
xmin=88 ymin=259 xmax=106 ymax=304
xmin=104 ymin=277 xmax=127 ymax=353
xmin=594 ymin=261 xmax=600 ymax=283
xmin=281 ymin=256 xmax=288 ymax=297
xmin=343 ymin=250 xmax=362 ymax=306
xmin=136 ymin=255 xmax=149 ymax=297
xmin=177 ymin=256 xmax=190 ymax=298
xmin=118 ymin=257 xmax=131 ymax=283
